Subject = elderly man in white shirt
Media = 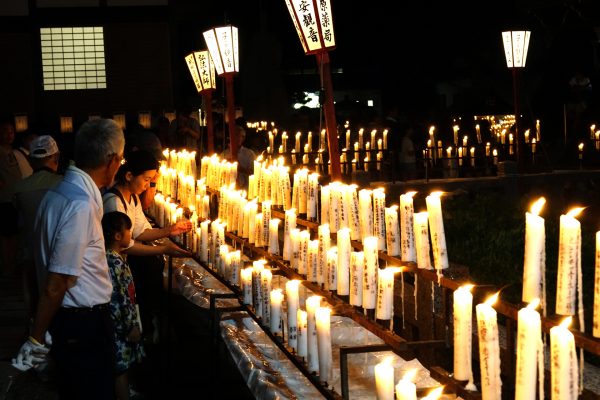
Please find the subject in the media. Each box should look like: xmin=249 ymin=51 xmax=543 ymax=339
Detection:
xmin=13 ymin=119 xmax=125 ymax=400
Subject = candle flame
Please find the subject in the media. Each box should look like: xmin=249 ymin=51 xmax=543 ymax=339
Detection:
xmin=380 ymin=356 xmax=394 ymax=366
xmin=527 ymin=298 xmax=540 ymax=310
xmin=404 ymin=191 xmax=417 ymax=198
xmin=566 ymin=207 xmax=584 ymax=218
xmin=386 ymin=266 xmax=404 ymax=274
xmin=559 ymin=316 xmax=572 ymax=329
xmin=461 ymin=284 xmax=475 ymax=292
xmin=484 ymin=292 xmax=500 ymax=306
xmin=430 ymin=191 xmax=444 ymax=198
xmin=401 ymin=369 xmax=418 ymax=382
xmin=390 ymin=205 xmax=399 ymax=211
xmin=423 ymin=386 xmax=444 ymax=400
xmin=578 ymin=143 xmax=584 ymax=151
xmin=530 ymin=197 xmax=546 ymax=216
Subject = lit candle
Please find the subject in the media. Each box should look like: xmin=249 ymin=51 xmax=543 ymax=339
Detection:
xmin=413 ymin=212 xmax=432 ymax=269
xmin=318 ymin=224 xmax=331 ymax=286
xmin=556 ymin=207 xmax=584 ymax=316
xmin=359 ymin=189 xmax=374 ymax=240
xmin=321 ymin=185 xmax=330 ymax=225
xmin=377 ymin=267 xmax=401 ymax=321
xmin=395 ymin=370 xmax=417 ymax=400
xmin=241 ymin=267 xmax=253 ymax=305
xmin=286 ymin=280 xmax=301 ymax=351
xmin=535 ymin=120 xmax=541 ymax=141
xmin=308 ymin=239 xmax=319 ymax=283
xmin=326 ymin=247 xmax=337 ymax=291
xmin=290 ymin=228 xmax=300 ymax=271
xmin=422 ymin=387 xmax=444 ymax=400
xmin=453 ymin=284 xmax=473 ymax=382
xmin=426 ymin=192 xmax=449 ymax=271
xmin=485 ymin=142 xmax=491 ymax=157
xmin=523 ymin=197 xmax=546 ymax=304
xmin=295 ymin=131 xmax=301 ymax=153
xmin=298 ymin=230 xmax=310 ymax=275
xmin=347 ymin=185 xmax=361 ymax=241
xmin=462 ymin=135 xmax=468 ymax=147
xmin=268 ymin=218 xmax=280 ymax=255
xmin=476 ymin=293 xmax=502 ymax=400
xmin=515 ymin=299 xmax=542 ymax=400
xmin=363 ymin=236 xmax=379 ymax=309
xmin=399 ymin=192 xmax=417 ymax=262
xmin=346 ymin=129 xmax=351 ymax=149
xmin=550 ymin=317 xmax=578 ymax=400
xmin=261 ymin=269 xmax=273 ymax=326
xmin=374 ymin=357 xmax=395 ymax=400
xmin=350 ymin=251 xmax=364 ymax=307
xmin=297 ymin=309 xmax=308 ymax=358
xmin=199 ymin=220 xmax=209 ymax=263
xmin=370 ymin=129 xmax=377 ymax=150
xmin=307 ymin=173 xmax=319 ymax=220
xmin=358 ymin=128 xmax=364 ymax=150
xmin=315 ymin=306 xmax=332 ymax=383
xmin=252 ymin=261 xmax=265 ymax=319
xmin=595 ymin=231 xmax=600 ymax=338
xmin=492 ymin=149 xmax=498 ymax=165
xmin=373 ymin=188 xmax=387 ymax=251
xmin=337 ymin=228 xmax=351 ymax=295
xmin=306 ymin=295 xmax=321 ymax=373
xmin=383 ymin=129 xmax=388 ymax=150
xmin=270 ymin=289 xmax=284 ymax=335
xmin=385 ymin=206 xmax=400 ymax=256
xmin=453 ymin=125 xmax=459 ymax=146
xmin=476 ymin=124 xmax=482 ymax=143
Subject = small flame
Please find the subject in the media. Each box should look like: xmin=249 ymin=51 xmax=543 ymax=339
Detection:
xmin=429 ymin=126 xmax=435 ymax=134
xmin=527 ymin=298 xmax=540 ymax=310
xmin=566 ymin=207 xmax=584 ymax=218
xmin=530 ymin=197 xmax=546 ymax=216
xmin=386 ymin=266 xmax=404 ymax=274
xmin=430 ymin=191 xmax=444 ymax=198
xmin=461 ymin=284 xmax=475 ymax=292
xmin=405 ymin=191 xmax=417 ymax=198
xmin=559 ymin=316 xmax=572 ymax=329
xmin=423 ymin=386 xmax=444 ymax=400
xmin=578 ymin=143 xmax=584 ymax=151
xmin=380 ymin=356 xmax=394 ymax=366
xmin=484 ymin=292 xmax=500 ymax=307
xmin=401 ymin=369 xmax=418 ymax=383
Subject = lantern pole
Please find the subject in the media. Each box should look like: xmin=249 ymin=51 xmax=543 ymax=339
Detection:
xmin=512 ymin=68 xmax=523 ymax=171
xmin=317 ymin=52 xmax=341 ymax=180
xmin=225 ymin=74 xmax=238 ymax=161
xmin=203 ymin=90 xmax=214 ymax=154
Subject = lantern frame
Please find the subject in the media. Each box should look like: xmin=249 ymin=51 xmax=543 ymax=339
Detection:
xmin=203 ymin=25 xmax=239 ymax=76
xmin=284 ymin=0 xmax=336 ymax=55
xmin=502 ymin=30 xmax=531 ymax=68
xmin=185 ymin=50 xmax=216 ymax=93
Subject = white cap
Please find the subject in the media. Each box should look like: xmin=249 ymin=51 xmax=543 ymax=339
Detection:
xmin=29 ymin=135 xmax=59 ymax=158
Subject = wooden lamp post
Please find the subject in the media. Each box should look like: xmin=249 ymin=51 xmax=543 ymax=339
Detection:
xmin=502 ymin=30 xmax=531 ymax=172
xmin=203 ymin=26 xmax=240 ymax=161
xmin=185 ymin=50 xmax=217 ymax=153
xmin=284 ymin=0 xmax=341 ymax=180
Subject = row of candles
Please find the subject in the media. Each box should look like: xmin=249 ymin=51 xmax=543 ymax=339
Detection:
xmin=150 ymin=150 xmax=598 ymax=399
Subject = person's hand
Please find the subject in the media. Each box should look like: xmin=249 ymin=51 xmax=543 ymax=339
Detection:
xmin=163 ymin=241 xmax=191 ymax=257
xmin=127 ymin=326 xmax=142 ymax=343
xmin=169 ymin=220 xmax=192 ymax=236
xmin=12 ymin=337 xmax=50 ymax=371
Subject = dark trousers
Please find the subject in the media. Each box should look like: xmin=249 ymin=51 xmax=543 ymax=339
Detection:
xmin=49 ymin=305 xmax=116 ymax=400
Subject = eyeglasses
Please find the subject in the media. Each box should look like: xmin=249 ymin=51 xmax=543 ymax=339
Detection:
xmin=111 ymin=153 xmax=126 ymax=165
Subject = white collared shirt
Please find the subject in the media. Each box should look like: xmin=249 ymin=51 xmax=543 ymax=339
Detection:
xmin=34 ymin=166 xmax=112 ymax=308
xmin=103 ymin=190 xmax=152 ymax=245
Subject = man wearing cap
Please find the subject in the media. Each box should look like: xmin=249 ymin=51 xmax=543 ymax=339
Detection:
xmin=12 ymin=135 xmax=62 ymax=317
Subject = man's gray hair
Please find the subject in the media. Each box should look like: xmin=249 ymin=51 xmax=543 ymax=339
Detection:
xmin=74 ymin=119 xmax=125 ymax=169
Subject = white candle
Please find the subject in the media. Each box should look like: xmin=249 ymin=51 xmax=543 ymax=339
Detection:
xmin=422 ymin=387 xmax=444 ymax=400
xmin=315 ymin=306 xmax=332 ymax=383
xmin=290 ymin=228 xmax=301 ymax=271
xmin=373 ymin=188 xmax=387 ymax=251
xmin=337 ymin=228 xmax=351 ymax=295
xmin=306 ymin=295 xmax=321 ymax=373
xmin=283 ymin=208 xmax=296 ymax=261
xmin=286 ymin=280 xmax=301 ymax=351
xmin=359 ymin=189 xmax=374 ymax=240
xmin=230 ymin=250 xmax=241 ymax=286
xmin=241 ymin=267 xmax=253 ymax=305
xmin=363 ymin=236 xmax=379 ymax=309
xmin=347 ymin=185 xmax=361 ymax=241
xmin=556 ymin=207 xmax=583 ymax=316
xmin=350 ymin=251 xmax=364 ymax=307
xmin=377 ymin=267 xmax=400 ymax=321
xmin=395 ymin=370 xmax=417 ymax=400
xmin=298 ymin=230 xmax=310 ymax=275
xmin=476 ymin=293 xmax=502 ymax=400
xmin=321 ymin=185 xmax=330 ymax=225
xmin=595 ymin=231 xmax=600 ymax=337
xmin=515 ymin=299 xmax=542 ymax=400
xmin=523 ymin=197 xmax=546 ymax=304
xmin=270 ymin=289 xmax=284 ymax=334
xmin=550 ymin=317 xmax=578 ymax=400
xmin=426 ymin=192 xmax=449 ymax=271
xmin=308 ymin=239 xmax=319 ymax=283
xmin=326 ymin=247 xmax=337 ymax=291
xmin=399 ymin=192 xmax=417 ymax=262
xmin=374 ymin=357 xmax=395 ymax=400
xmin=252 ymin=262 xmax=265 ymax=319
xmin=453 ymin=284 xmax=473 ymax=381
xmin=307 ymin=173 xmax=319 ymax=220
xmin=385 ymin=206 xmax=401 ymax=256
xmin=413 ymin=212 xmax=432 ymax=269
xmin=261 ymin=269 xmax=273 ymax=326
xmin=200 ymin=220 xmax=210 ymax=263
xmin=318 ymin=224 xmax=331 ymax=286
xmin=297 ymin=309 xmax=308 ymax=358
xmin=268 ymin=218 xmax=280 ymax=255
xmin=329 ymin=182 xmax=341 ymax=230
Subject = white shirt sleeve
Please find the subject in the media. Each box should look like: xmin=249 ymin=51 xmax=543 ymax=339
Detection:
xmin=102 ymin=192 xmax=134 ymax=248
xmin=133 ymin=195 xmax=153 ymax=239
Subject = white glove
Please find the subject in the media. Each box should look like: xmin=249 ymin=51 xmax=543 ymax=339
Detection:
xmin=11 ymin=337 xmax=50 ymax=372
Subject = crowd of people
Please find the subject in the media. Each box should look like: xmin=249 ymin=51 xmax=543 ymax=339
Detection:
xmin=0 ymin=109 xmax=259 ymax=400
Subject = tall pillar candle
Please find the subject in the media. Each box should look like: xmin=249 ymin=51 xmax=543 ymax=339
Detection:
xmin=413 ymin=212 xmax=432 ymax=269
xmin=373 ymin=188 xmax=387 ymax=251
xmin=286 ymin=280 xmax=301 ymax=351
xmin=254 ymin=213 xmax=263 ymax=247
xmin=270 ymin=289 xmax=284 ymax=335
xmin=550 ymin=317 xmax=578 ymax=400
xmin=376 ymin=267 xmax=400 ymax=321
xmin=339 ymin=185 xmax=350 ymax=229
xmin=329 ymin=183 xmax=341 ymax=231
xmin=199 ymin=220 xmax=210 ymax=263
xmin=395 ymin=370 xmax=417 ymax=400
xmin=476 ymin=293 xmax=502 ymax=400
xmin=261 ymin=201 xmax=272 ymax=248
xmin=297 ymin=308 xmax=308 ymax=358
xmin=298 ymin=169 xmax=308 ymax=215
xmin=268 ymin=218 xmax=280 ymax=255
xmin=399 ymin=192 xmax=417 ymax=262
xmin=426 ymin=192 xmax=449 ymax=270
xmin=283 ymin=209 xmax=297 ymax=261
xmin=252 ymin=262 xmax=265 ymax=319
xmin=318 ymin=224 xmax=331 ymax=286
xmin=453 ymin=284 xmax=473 ymax=381
xmin=307 ymin=240 xmax=319 ymax=283
xmin=261 ymin=269 xmax=273 ymax=326
xmin=290 ymin=228 xmax=301 ymax=271
xmin=515 ymin=300 xmax=542 ymax=400
xmin=315 ymin=306 xmax=332 ymax=383
xmin=363 ymin=236 xmax=379 ymax=309
xmin=281 ymin=168 xmax=292 ymax=210
xmin=523 ymin=197 xmax=546 ymax=304
xmin=556 ymin=208 xmax=583 ymax=316
xmin=247 ymin=201 xmax=258 ymax=245
xmin=241 ymin=267 xmax=253 ymax=305
xmin=385 ymin=206 xmax=401 ymax=256
xmin=347 ymin=185 xmax=361 ymax=241
xmin=337 ymin=228 xmax=351 ymax=295
xmin=359 ymin=189 xmax=374 ymax=240
xmin=298 ymin=230 xmax=310 ymax=275
xmin=350 ymin=251 xmax=364 ymax=307
xmin=307 ymin=173 xmax=319 ymax=220
xmin=321 ymin=185 xmax=330 ymax=224
xmin=326 ymin=247 xmax=338 ymax=291
xmin=230 ymin=250 xmax=241 ymax=286
xmin=306 ymin=295 xmax=321 ymax=373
